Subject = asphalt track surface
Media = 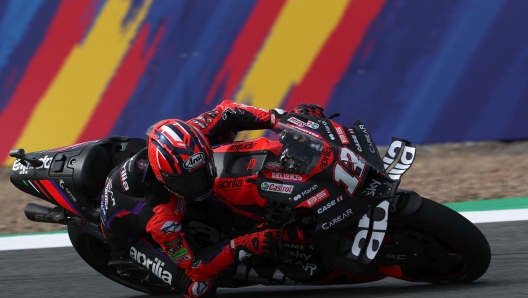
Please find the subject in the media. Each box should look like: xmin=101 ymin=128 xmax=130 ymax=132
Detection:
xmin=1 ymin=221 xmax=526 ymax=298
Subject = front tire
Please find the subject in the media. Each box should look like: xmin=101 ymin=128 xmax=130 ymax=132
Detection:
xmin=67 ymin=224 xmax=177 ymax=295
xmin=383 ymin=197 xmax=491 ymax=283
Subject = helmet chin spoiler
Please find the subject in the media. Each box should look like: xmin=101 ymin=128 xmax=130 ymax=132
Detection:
xmin=162 ymin=162 xmax=215 ymax=200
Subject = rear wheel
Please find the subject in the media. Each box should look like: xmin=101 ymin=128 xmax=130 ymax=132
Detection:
xmin=67 ymin=224 xmax=177 ymax=295
xmin=381 ymin=197 xmax=491 ymax=283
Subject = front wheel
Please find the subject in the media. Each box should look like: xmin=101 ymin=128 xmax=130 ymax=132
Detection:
xmin=67 ymin=224 xmax=176 ymax=295
xmin=381 ymin=197 xmax=491 ymax=283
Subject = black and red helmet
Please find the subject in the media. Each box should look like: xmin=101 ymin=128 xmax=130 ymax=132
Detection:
xmin=146 ymin=119 xmax=216 ymax=201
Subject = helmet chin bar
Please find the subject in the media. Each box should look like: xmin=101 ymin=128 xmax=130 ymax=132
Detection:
xmin=164 ymin=185 xmax=212 ymax=202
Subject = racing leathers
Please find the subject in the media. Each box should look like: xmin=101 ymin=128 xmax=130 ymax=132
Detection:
xmin=100 ymin=100 xmax=285 ymax=297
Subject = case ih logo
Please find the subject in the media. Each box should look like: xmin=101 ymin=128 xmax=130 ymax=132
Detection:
xmin=261 ymin=182 xmax=294 ymax=194
xmin=335 ymin=126 xmax=349 ymax=144
xmin=287 ymin=117 xmax=319 ymax=129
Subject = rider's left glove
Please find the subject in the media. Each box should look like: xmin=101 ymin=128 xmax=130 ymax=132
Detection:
xmin=289 ymin=103 xmax=326 ymax=118
xmin=230 ymin=229 xmax=280 ymax=262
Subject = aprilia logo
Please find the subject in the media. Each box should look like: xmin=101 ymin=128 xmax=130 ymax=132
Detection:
xmin=216 ymin=178 xmax=242 ymax=190
xmin=130 ymin=247 xmax=172 ymax=284
xmin=261 ymin=182 xmax=294 ymax=194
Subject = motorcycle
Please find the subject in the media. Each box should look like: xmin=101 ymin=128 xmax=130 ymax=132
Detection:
xmin=9 ymin=113 xmax=491 ymax=295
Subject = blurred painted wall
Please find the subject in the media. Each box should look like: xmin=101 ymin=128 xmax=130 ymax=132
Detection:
xmin=0 ymin=0 xmax=527 ymax=165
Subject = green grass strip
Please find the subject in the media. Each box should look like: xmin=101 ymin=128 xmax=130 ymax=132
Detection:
xmin=444 ymin=196 xmax=528 ymax=212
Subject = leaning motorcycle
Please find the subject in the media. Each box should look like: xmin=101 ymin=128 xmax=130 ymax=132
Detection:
xmin=9 ymin=113 xmax=491 ymax=295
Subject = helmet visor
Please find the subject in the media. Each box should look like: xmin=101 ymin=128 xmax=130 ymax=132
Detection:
xmin=163 ymin=162 xmax=215 ymax=195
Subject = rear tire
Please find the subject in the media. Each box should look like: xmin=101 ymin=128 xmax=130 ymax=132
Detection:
xmin=384 ymin=197 xmax=491 ymax=283
xmin=67 ymin=224 xmax=178 ymax=295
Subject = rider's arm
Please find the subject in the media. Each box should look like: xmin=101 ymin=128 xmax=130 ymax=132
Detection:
xmin=186 ymin=100 xmax=286 ymax=145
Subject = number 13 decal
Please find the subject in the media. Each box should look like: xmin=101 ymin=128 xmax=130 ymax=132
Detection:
xmin=333 ymin=147 xmax=366 ymax=197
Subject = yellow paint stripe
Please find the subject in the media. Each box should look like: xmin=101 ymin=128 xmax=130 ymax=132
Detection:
xmin=10 ymin=0 xmax=152 ymax=156
xmin=234 ymin=0 xmax=350 ymax=140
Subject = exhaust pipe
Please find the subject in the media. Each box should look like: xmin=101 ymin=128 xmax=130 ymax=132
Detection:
xmin=24 ymin=203 xmax=66 ymax=224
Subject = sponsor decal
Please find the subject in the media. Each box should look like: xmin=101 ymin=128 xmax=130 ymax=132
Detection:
xmin=320 ymin=120 xmax=335 ymax=140
xmin=317 ymin=195 xmax=344 ymax=214
xmin=174 ymin=254 xmax=192 ymax=264
xmin=349 ymin=129 xmax=362 ymax=152
xmin=246 ymin=157 xmax=257 ymax=170
xmin=364 ymin=179 xmax=382 ymax=197
xmin=322 ymin=208 xmax=353 ymax=230
xmin=164 ymin=236 xmax=182 ymax=247
xmin=359 ymin=124 xmax=376 ymax=153
xmin=306 ymin=189 xmax=330 ymax=207
xmin=216 ymin=178 xmax=243 ymax=190
xmin=169 ymin=248 xmax=189 ymax=259
xmin=190 ymin=119 xmax=207 ymax=129
xmin=261 ymin=182 xmax=294 ymax=194
xmin=100 ymin=194 xmax=107 ymax=222
xmin=120 ymin=161 xmax=130 ymax=191
xmin=288 ymin=250 xmax=312 ymax=261
xmin=229 ymin=142 xmax=257 ymax=152
xmin=319 ymin=147 xmax=333 ymax=170
xmin=183 ymin=152 xmax=205 ymax=169
xmin=383 ymin=139 xmax=416 ymax=181
xmin=130 ymin=246 xmax=172 ymax=284
xmin=59 ymin=179 xmax=77 ymax=203
xmin=335 ymin=126 xmax=349 ymax=144
xmin=175 ymin=197 xmax=187 ymax=215
xmin=271 ymin=172 xmax=303 ymax=181
xmin=191 ymin=258 xmax=202 ymax=269
xmin=294 ymin=261 xmax=318 ymax=276
xmin=190 ymin=280 xmax=212 ymax=297
xmin=282 ymin=242 xmax=316 ymax=250
xmin=104 ymin=179 xmax=115 ymax=207
xmin=390 ymin=194 xmax=400 ymax=212
xmin=161 ymin=221 xmax=181 ymax=234
xmin=287 ymin=117 xmax=320 ymax=129
xmin=291 ymin=125 xmax=321 ymax=138
xmin=264 ymin=162 xmax=283 ymax=171
xmin=301 ymin=184 xmax=319 ymax=197
xmin=12 ymin=155 xmax=52 ymax=175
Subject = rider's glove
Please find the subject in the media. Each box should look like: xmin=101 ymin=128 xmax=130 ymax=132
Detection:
xmin=230 ymin=229 xmax=279 ymax=262
xmin=270 ymin=108 xmax=287 ymax=127
xmin=289 ymin=103 xmax=326 ymax=118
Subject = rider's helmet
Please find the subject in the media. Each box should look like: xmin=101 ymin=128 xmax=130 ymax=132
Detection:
xmin=146 ymin=119 xmax=216 ymax=201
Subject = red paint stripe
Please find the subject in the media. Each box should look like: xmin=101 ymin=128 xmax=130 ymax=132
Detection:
xmin=76 ymin=23 xmax=166 ymax=142
xmin=282 ymin=0 xmax=386 ymax=111
xmin=40 ymin=180 xmax=81 ymax=216
xmin=33 ymin=180 xmax=51 ymax=201
xmin=204 ymin=0 xmax=286 ymax=105
xmin=0 ymin=0 xmax=98 ymax=161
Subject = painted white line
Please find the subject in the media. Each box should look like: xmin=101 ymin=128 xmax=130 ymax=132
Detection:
xmin=459 ymin=208 xmax=528 ymax=224
xmin=0 ymin=209 xmax=527 ymax=252
xmin=0 ymin=233 xmax=71 ymax=251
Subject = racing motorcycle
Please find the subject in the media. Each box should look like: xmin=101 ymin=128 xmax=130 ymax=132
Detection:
xmin=9 ymin=113 xmax=491 ymax=295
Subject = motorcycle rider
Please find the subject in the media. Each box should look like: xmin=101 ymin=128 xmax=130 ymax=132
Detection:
xmin=100 ymin=100 xmax=325 ymax=297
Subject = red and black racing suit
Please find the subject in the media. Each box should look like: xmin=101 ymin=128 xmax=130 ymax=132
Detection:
xmin=100 ymin=100 xmax=284 ymax=297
